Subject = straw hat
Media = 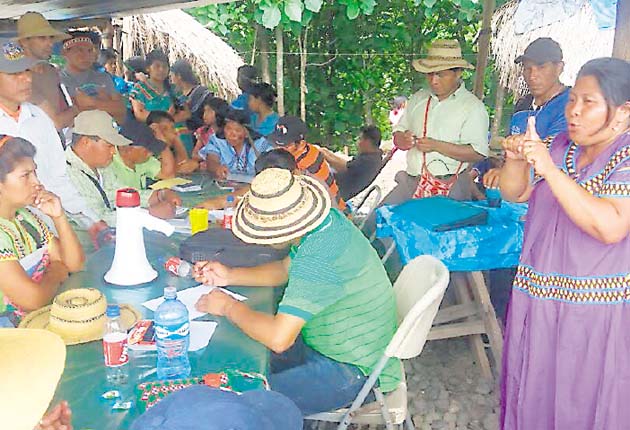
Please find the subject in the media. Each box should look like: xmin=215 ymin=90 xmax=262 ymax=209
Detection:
xmin=15 ymin=12 xmax=70 ymax=41
xmin=0 ymin=328 xmax=65 ymax=430
xmin=232 ymin=168 xmax=332 ymax=245
xmin=19 ymin=288 xmax=141 ymax=345
xmin=412 ymin=39 xmax=474 ymax=73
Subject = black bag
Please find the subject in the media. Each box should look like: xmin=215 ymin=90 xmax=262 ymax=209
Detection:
xmin=179 ymin=228 xmax=288 ymax=267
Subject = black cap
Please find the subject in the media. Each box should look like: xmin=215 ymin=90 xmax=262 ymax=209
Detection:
xmin=268 ymin=116 xmax=308 ymax=146
xmin=515 ymin=38 xmax=563 ymax=65
xmin=120 ymin=120 xmax=166 ymax=155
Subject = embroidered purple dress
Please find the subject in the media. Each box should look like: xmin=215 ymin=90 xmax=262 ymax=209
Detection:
xmin=501 ymin=132 xmax=630 ymax=429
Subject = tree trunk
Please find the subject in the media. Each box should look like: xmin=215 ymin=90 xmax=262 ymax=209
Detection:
xmin=258 ymin=25 xmax=271 ymax=83
xmin=363 ymin=96 xmax=374 ymax=125
xmin=299 ymin=27 xmax=308 ymax=122
xmin=102 ymin=20 xmax=114 ymax=49
xmin=613 ymin=0 xmax=630 ymax=60
xmin=491 ymin=84 xmax=506 ymax=138
xmin=275 ymin=24 xmax=285 ymax=116
xmin=473 ymin=0 xmax=496 ymax=100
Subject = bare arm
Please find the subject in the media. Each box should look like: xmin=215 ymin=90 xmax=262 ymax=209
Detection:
xmin=499 ymin=158 xmax=533 ymax=202
xmin=92 ymin=93 xmax=126 ymax=124
xmin=194 ymin=258 xmax=290 ymax=288
xmin=0 ymin=260 xmax=68 ymax=311
xmin=156 ymin=149 xmax=176 ymax=179
xmin=196 ymin=289 xmax=304 ymax=353
xmin=37 ymin=100 xmax=78 ymax=130
xmin=48 ymin=214 xmax=84 ymax=272
xmin=318 ymin=147 xmax=349 ymax=172
xmin=204 ymin=153 xmax=229 ymax=180
xmin=130 ymin=99 xmax=151 ymax=123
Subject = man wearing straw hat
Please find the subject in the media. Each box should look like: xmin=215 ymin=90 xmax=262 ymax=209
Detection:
xmin=194 ymin=168 xmax=402 ymax=415
xmin=15 ymin=11 xmax=78 ymax=131
xmin=388 ymin=39 xmax=489 ymax=203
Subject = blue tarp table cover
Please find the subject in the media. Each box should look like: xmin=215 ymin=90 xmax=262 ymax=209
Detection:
xmin=376 ymin=199 xmax=527 ymax=272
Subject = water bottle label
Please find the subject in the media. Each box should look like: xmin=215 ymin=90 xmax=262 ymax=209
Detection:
xmin=103 ymin=336 xmax=129 ymax=367
xmin=155 ymin=321 xmax=190 ymax=340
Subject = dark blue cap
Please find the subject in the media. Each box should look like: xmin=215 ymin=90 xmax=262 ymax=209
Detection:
xmin=131 ymin=386 xmax=303 ymax=430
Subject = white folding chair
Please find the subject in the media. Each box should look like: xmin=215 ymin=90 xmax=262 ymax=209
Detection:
xmin=351 ymin=184 xmax=382 ymax=232
xmin=306 ymin=255 xmax=450 ymax=430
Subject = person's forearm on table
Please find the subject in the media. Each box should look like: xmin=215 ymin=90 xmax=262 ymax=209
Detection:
xmin=430 ymin=141 xmax=484 ymax=162
xmin=157 ymin=149 xmax=176 ymax=179
xmin=543 ymin=166 xmax=630 ymax=244
xmin=226 ymin=260 xmax=288 ymax=287
xmin=499 ymin=159 xmax=532 ymax=202
xmin=225 ymin=301 xmax=299 ymax=353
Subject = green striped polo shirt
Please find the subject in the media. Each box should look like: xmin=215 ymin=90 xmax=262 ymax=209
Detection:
xmin=278 ymin=208 xmax=402 ymax=393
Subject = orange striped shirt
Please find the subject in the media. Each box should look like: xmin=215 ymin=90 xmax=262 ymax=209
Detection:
xmin=287 ymin=142 xmax=346 ymax=211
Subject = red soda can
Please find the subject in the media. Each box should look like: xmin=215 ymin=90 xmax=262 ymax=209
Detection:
xmin=164 ymin=257 xmax=192 ymax=277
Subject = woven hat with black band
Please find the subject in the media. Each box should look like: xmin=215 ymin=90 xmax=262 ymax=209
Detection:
xmin=232 ymin=168 xmax=331 ymax=245
xmin=412 ymin=39 xmax=474 ymax=73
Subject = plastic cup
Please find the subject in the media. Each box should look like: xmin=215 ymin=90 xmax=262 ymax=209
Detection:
xmin=486 ymin=188 xmax=502 ymax=208
xmin=189 ymin=208 xmax=209 ymax=234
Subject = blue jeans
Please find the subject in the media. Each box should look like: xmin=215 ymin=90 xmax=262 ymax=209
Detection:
xmin=270 ymin=337 xmax=370 ymax=415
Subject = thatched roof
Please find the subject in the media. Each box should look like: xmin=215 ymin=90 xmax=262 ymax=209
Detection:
xmin=122 ymin=9 xmax=243 ymax=100
xmin=492 ymin=0 xmax=614 ymax=96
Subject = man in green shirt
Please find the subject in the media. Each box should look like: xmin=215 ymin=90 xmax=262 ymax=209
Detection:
xmin=67 ymin=110 xmax=181 ymax=221
xmin=194 ymin=168 xmax=402 ymax=415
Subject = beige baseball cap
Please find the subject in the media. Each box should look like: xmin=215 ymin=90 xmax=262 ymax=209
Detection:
xmin=73 ymin=110 xmax=132 ymax=147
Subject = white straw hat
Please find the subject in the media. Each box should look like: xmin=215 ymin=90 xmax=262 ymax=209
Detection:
xmin=19 ymin=288 xmax=140 ymax=345
xmin=412 ymin=39 xmax=474 ymax=73
xmin=232 ymin=168 xmax=332 ymax=245
xmin=0 ymin=328 xmax=65 ymax=430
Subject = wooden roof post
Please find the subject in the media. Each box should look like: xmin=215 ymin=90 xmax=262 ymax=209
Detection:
xmin=473 ymin=0 xmax=496 ymax=101
xmin=612 ymin=0 xmax=630 ymax=60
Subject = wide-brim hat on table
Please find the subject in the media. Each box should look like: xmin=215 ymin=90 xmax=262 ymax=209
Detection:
xmin=14 ymin=11 xmax=70 ymax=41
xmin=232 ymin=168 xmax=331 ymax=245
xmin=412 ymin=39 xmax=474 ymax=73
xmin=19 ymin=288 xmax=141 ymax=345
xmin=0 ymin=328 xmax=66 ymax=430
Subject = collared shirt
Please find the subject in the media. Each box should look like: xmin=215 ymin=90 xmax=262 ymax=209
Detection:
xmin=65 ymin=147 xmax=116 ymax=225
xmin=198 ymin=134 xmax=273 ymax=176
xmin=394 ymin=85 xmax=489 ymax=176
xmin=100 ymin=151 xmax=159 ymax=205
xmin=0 ymin=103 xmax=99 ymax=226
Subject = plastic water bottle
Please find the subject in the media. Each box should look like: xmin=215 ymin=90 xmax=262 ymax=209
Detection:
xmin=154 ymin=286 xmax=191 ymax=380
xmin=222 ymin=195 xmax=235 ymax=230
xmin=103 ymin=304 xmax=130 ymax=385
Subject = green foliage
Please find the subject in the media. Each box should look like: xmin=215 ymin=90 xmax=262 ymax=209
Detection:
xmin=188 ymin=0 xmax=509 ymax=150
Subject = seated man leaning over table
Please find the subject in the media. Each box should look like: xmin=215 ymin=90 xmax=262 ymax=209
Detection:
xmin=103 ymin=120 xmax=178 ymax=193
xmin=194 ymin=168 xmax=401 ymax=415
xmin=197 ymin=108 xmax=273 ymax=180
xmin=66 ymin=110 xmax=181 ymax=222
xmin=146 ymin=110 xmax=199 ymax=174
xmin=0 ymin=135 xmax=84 ymax=327
xmin=318 ymin=125 xmax=384 ymax=201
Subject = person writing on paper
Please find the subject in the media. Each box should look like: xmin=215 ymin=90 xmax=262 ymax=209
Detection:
xmin=193 ymin=168 xmax=401 ymax=415
xmin=499 ymin=58 xmax=630 ymax=429
xmin=67 ymin=111 xmax=181 ymax=222
xmin=197 ymin=108 xmax=272 ymax=180
xmin=0 ymin=136 xmax=84 ymax=327
xmin=147 ymin=111 xmax=199 ymax=174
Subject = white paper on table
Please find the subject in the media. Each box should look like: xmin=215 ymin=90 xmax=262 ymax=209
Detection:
xmin=226 ymin=173 xmax=254 ymax=184
xmin=189 ymin=321 xmax=218 ymax=351
xmin=167 ymin=218 xmax=191 ymax=234
xmin=172 ymin=184 xmax=202 ymax=192
xmin=208 ymin=209 xmax=224 ymax=221
xmin=142 ymin=285 xmax=247 ymax=320
xmin=128 ymin=321 xmax=217 ymax=352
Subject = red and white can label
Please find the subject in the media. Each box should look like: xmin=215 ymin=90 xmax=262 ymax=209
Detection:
xmin=222 ymin=214 xmax=233 ymax=230
xmin=164 ymin=257 xmax=183 ymax=276
xmin=103 ymin=333 xmax=129 ymax=367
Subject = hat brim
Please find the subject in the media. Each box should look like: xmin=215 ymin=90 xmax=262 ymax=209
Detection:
xmin=19 ymin=304 xmax=141 ymax=345
xmin=412 ymin=58 xmax=474 ymax=73
xmin=232 ymin=174 xmax=332 ymax=245
xmin=14 ymin=29 xmax=70 ymax=41
xmin=101 ymin=131 xmax=132 ymax=147
xmin=0 ymin=57 xmax=43 ymax=74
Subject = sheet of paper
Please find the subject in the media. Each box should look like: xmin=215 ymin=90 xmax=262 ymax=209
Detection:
xmin=149 ymin=177 xmax=192 ymax=190
xmin=128 ymin=321 xmax=218 ymax=352
xmin=142 ymin=285 xmax=247 ymax=320
xmin=226 ymin=173 xmax=254 ymax=184
xmin=189 ymin=321 xmax=218 ymax=351
xmin=172 ymin=184 xmax=202 ymax=193
xmin=167 ymin=218 xmax=191 ymax=234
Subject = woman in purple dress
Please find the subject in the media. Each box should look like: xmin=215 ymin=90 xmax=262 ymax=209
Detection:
xmin=499 ymin=57 xmax=630 ymax=429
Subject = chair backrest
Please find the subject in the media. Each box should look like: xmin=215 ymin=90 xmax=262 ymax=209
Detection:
xmin=385 ymin=255 xmax=449 ymax=360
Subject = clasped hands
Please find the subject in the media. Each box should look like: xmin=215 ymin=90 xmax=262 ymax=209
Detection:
xmin=394 ymin=131 xmax=439 ymax=152
xmin=502 ymin=116 xmax=556 ymax=177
